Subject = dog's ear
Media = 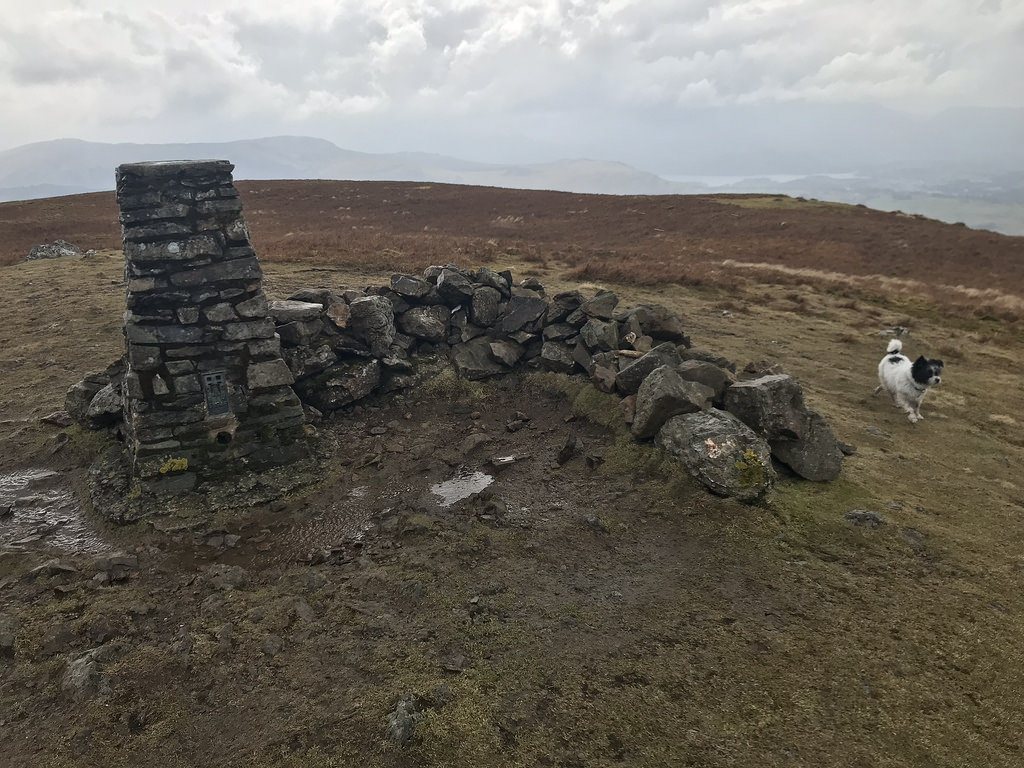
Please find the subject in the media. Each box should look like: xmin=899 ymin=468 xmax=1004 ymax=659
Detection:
xmin=934 ymin=359 xmax=944 ymax=369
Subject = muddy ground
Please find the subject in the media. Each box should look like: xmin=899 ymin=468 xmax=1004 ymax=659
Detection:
xmin=2 ymin=213 xmax=1024 ymax=766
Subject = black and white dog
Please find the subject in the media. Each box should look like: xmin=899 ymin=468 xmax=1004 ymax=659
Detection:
xmin=874 ymin=339 xmax=944 ymax=423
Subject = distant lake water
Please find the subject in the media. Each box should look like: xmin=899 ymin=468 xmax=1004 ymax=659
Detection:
xmin=663 ymin=173 xmax=862 ymax=187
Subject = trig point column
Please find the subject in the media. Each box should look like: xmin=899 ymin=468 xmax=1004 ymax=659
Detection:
xmin=116 ymin=160 xmax=306 ymax=493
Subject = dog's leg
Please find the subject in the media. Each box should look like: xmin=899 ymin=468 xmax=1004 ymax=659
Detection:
xmin=895 ymin=394 xmax=920 ymax=423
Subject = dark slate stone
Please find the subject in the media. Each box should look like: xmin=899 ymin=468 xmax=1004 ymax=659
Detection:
xmin=618 ymin=304 xmax=690 ymax=345
xmin=580 ymin=290 xmax=618 ymax=320
xmin=676 ymin=359 xmax=735 ymax=402
xmin=391 ymin=274 xmax=432 ymax=298
xmin=452 ymin=337 xmax=506 ymax=380
xmin=489 ymin=340 xmax=525 ymax=367
xmin=548 ymin=290 xmax=585 ymax=323
xmin=294 ymin=359 xmax=382 ymax=411
xmin=579 ymin=318 xmax=619 ymax=352
xmin=349 ymin=296 xmax=396 ymax=357
xmin=497 ymin=296 xmax=548 ymax=335
xmin=615 ymin=342 xmax=682 ymax=395
xmin=631 ymin=366 xmax=713 ymax=439
xmin=470 ymin=286 xmax=502 ymax=327
xmin=540 ymin=341 xmax=576 ymax=373
xmin=398 ymin=305 xmax=450 ymax=342
xmin=436 ymin=268 xmax=475 ymax=305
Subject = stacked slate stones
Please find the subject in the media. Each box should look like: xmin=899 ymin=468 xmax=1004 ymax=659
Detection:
xmin=116 ymin=160 xmax=306 ymax=492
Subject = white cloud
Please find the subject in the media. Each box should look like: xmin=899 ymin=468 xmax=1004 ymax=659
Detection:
xmin=0 ymin=0 xmax=1020 ymax=153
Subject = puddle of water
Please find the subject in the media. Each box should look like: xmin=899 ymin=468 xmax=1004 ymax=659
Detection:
xmin=431 ymin=470 xmax=494 ymax=508
xmin=0 ymin=469 xmax=113 ymax=554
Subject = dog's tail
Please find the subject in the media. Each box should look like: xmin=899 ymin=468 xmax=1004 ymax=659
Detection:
xmin=886 ymin=339 xmax=903 ymax=355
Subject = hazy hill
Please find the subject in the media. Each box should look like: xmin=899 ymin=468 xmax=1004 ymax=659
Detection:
xmin=0 ymin=137 xmax=680 ymax=202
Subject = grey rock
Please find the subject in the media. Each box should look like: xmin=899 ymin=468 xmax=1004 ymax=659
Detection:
xmin=470 ymin=286 xmax=502 ymax=326
xmin=679 ymin=348 xmax=737 ymax=373
xmin=615 ymin=342 xmax=682 ymax=395
xmin=87 ymin=383 xmax=122 ymax=426
xmin=580 ymin=290 xmax=619 ymax=319
xmin=452 ymin=337 xmax=506 ymax=380
xmin=579 ymin=318 xmax=619 ymax=352
xmin=632 ymin=366 xmax=713 ymax=439
xmin=540 ymin=341 xmax=576 ymax=373
xmin=349 ymin=296 xmax=396 ymax=357
xmin=474 ymin=267 xmax=511 ymax=296
xmin=391 ymin=274 xmax=432 ymax=298
xmin=548 ymin=290 xmax=585 ymax=323
xmin=235 ymin=293 xmax=270 ymax=318
xmin=268 ymin=300 xmax=324 ymax=323
xmin=845 ymin=509 xmax=886 ymax=528
xmin=618 ymin=304 xmax=690 ymax=345
xmin=65 ymin=375 xmax=108 ymax=423
xmin=386 ymin=694 xmax=423 ymax=747
xmin=656 ymin=410 xmax=776 ymax=502
xmin=497 ymin=296 xmax=547 ymax=334
xmin=572 ymin=341 xmax=595 ymax=375
xmin=277 ymin=319 xmax=323 ymax=347
xmin=62 ymin=646 xmax=116 ymax=701
xmin=542 ymin=323 xmax=577 ymax=341
xmin=0 ymin=614 xmax=17 ymax=658
xmin=208 ymin=564 xmax=249 ymax=591
xmin=676 ymin=359 xmax=735 ymax=402
xmin=26 ymin=239 xmax=83 ymax=261
xmin=399 ymin=305 xmax=450 ymax=341
xmin=436 ymin=268 xmax=475 ymax=305
xmin=771 ymin=411 xmax=844 ymax=482
xmin=723 ymin=374 xmax=808 ymax=441
xmin=283 ymin=344 xmax=338 ymax=379
xmin=295 ymin=359 xmax=382 ymax=411
xmin=723 ymin=374 xmax=843 ymax=481
xmin=489 ymin=340 xmax=525 ymax=367
xmin=247 ymin=360 xmax=295 ymax=390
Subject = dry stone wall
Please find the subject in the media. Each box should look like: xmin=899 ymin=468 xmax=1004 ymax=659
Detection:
xmin=66 ymin=157 xmax=846 ymax=504
xmin=116 ymin=160 xmax=307 ymax=492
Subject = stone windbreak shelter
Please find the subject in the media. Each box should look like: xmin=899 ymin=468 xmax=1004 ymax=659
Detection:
xmin=67 ymin=158 xmax=845 ymax=508
xmin=116 ymin=161 xmax=307 ymax=492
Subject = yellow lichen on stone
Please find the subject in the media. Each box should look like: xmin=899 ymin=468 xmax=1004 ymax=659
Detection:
xmin=734 ymin=448 xmax=767 ymax=489
xmin=159 ymin=457 xmax=189 ymax=474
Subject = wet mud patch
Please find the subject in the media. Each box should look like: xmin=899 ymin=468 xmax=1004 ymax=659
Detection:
xmin=0 ymin=468 xmax=113 ymax=553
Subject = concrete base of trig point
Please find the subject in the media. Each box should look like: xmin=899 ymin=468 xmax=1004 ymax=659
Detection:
xmin=117 ymin=160 xmax=307 ymax=493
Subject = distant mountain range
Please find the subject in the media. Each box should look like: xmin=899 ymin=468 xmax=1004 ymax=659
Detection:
xmin=1 ymin=135 xmax=1022 ymax=235
xmin=0 ymin=136 xmax=681 ymax=201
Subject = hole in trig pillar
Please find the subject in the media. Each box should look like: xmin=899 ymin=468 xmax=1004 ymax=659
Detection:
xmin=202 ymin=372 xmax=231 ymax=417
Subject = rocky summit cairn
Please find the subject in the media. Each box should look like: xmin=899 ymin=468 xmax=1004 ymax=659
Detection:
xmin=116 ymin=160 xmax=306 ymax=492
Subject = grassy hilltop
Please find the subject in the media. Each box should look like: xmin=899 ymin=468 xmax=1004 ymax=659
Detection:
xmin=0 ymin=183 xmax=1023 ymax=767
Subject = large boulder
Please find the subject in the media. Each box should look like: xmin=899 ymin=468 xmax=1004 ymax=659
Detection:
xmin=723 ymin=374 xmax=843 ymax=481
xmin=631 ymin=365 xmax=713 ymax=439
xmin=656 ymin=410 xmax=776 ymax=502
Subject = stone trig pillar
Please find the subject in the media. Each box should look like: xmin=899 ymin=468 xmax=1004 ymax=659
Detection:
xmin=116 ymin=160 xmax=306 ymax=492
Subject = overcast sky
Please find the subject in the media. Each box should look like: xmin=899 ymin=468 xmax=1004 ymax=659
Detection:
xmin=1 ymin=0 xmax=1021 ymax=170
